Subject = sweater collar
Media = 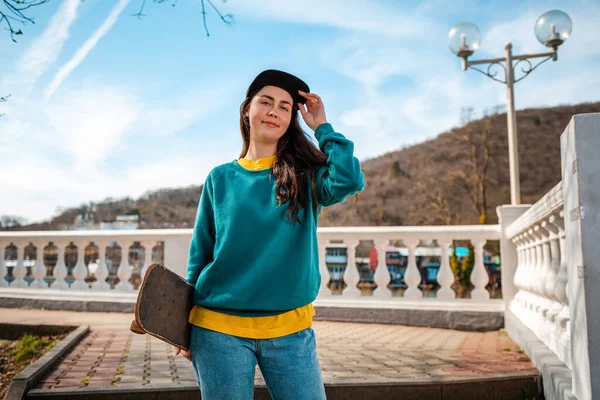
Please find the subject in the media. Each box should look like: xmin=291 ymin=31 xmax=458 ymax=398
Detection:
xmin=237 ymin=155 xmax=277 ymax=171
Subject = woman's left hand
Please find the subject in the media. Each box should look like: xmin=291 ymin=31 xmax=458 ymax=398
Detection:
xmin=175 ymin=346 xmax=192 ymax=361
xmin=297 ymin=90 xmax=328 ymax=132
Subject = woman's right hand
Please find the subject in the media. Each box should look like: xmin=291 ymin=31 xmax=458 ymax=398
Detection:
xmin=175 ymin=346 xmax=192 ymax=361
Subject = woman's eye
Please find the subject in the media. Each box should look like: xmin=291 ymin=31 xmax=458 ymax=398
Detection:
xmin=281 ymin=107 xmax=289 ymax=111
xmin=261 ymin=101 xmax=271 ymax=105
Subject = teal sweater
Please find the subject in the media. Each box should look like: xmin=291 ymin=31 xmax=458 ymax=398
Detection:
xmin=186 ymin=123 xmax=365 ymax=316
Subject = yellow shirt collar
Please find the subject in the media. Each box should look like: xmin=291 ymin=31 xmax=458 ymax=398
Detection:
xmin=237 ymin=155 xmax=277 ymax=171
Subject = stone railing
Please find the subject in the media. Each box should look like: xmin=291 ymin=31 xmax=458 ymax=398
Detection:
xmin=317 ymin=225 xmax=501 ymax=301
xmin=504 ymin=182 xmax=570 ymax=368
xmin=0 ymin=230 xmax=189 ymax=292
xmin=0 ymin=225 xmax=501 ymax=303
xmin=499 ymin=113 xmax=600 ymax=399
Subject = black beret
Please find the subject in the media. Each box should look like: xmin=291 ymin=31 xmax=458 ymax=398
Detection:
xmin=246 ymin=69 xmax=310 ymax=105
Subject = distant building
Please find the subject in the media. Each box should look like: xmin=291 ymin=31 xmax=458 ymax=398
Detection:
xmin=64 ymin=214 xmax=139 ymax=231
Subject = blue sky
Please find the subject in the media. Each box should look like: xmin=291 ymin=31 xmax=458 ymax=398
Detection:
xmin=1 ymin=0 xmax=599 ymax=223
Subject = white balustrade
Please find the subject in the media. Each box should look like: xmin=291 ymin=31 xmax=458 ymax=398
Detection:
xmin=71 ymin=241 xmax=90 ymax=290
xmin=51 ymin=241 xmax=69 ymax=289
xmin=436 ymin=239 xmax=455 ymax=300
xmin=115 ymin=240 xmax=133 ymax=292
xmin=0 ymin=226 xmax=501 ymax=305
xmin=30 ymin=241 xmax=48 ymax=289
xmin=470 ymin=239 xmax=489 ymax=301
xmin=551 ymin=212 xmax=570 ymax=332
xmin=10 ymin=241 xmax=28 ymax=288
xmin=0 ymin=241 xmax=8 ymax=288
xmin=342 ymin=239 xmax=361 ymax=297
xmin=505 ymin=181 xmax=571 ymax=368
xmin=92 ymin=241 xmax=110 ymax=291
xmin=541 ymin=219 xmax=560 ymax=322
xmin=318 ymin=241 xmax=331 ymax=297
xmin=403 ymin=239 xmax=422 ymax=299
xmin=373 ymin=241 xmax=391 ymax=299
xmin=139 ymin=240 xmax=155 ymax=284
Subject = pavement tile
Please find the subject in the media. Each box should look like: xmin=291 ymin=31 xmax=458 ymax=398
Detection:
xmin=23 ymin=317 xmax=538 ymax=392
xmin=149 ymin=378 xmax=176 ymax=384
xmin=53 ymin=378 xmax=87 ymax=388
xmin=86 ymin=381 xmax=117 ymax=388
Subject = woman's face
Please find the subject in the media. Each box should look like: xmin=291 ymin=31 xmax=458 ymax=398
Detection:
xmin=246 ymin=85 xmax=294 ymax=143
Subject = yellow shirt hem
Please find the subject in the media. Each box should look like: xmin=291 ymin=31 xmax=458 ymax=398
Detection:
xmin=188 ymin=303 xmax=315 ymax=339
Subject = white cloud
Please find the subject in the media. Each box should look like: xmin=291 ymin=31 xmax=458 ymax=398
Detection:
xmin=16 ymin=0 xmax=80 ymax=88
xmin=44 ymin=0 xmax=130 ymax=99
xmin=227 ymin=0 xmax=438 ymax=39
xmin=44 ymin=85 xmax=141 ymax=170
xmin=136 ymin=81 xmax=238 ymax=138
xmin=316 ymin=2 xmax=600 ymax=162
xmin=0 ymin=78 xmax=238 ymax=222
xmin=482 ymin=6 xmax=600 ymax=60
xmin=0 ymin=152 xmax=227 ymax=223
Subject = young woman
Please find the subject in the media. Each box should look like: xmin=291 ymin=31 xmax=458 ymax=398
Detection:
xmin=177 ymin=69 xmax=365 ymax=399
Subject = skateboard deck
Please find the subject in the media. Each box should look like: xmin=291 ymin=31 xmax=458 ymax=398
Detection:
xmin=130 ymin=263 xmax=194 ymax=351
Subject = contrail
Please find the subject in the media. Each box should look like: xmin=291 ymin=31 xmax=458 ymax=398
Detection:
xmin=44 ymin=0 xmax=131 ymax=100
xmin=15 ymin=0 xmax=80 ymax=95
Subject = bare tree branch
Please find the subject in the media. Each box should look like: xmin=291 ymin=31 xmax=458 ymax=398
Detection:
xmin=0 ymin=93 xmax=10 ymax=117
xmin=0 ymin=0 xmax=49 ymax=42
xmin=131 ymin=0 xmax=233 ymax=37
xmin=2 ymin=0 xmax=234 ymax=41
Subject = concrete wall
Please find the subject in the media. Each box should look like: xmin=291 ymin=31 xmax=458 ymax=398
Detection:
xmin=561 ymin=113 xmax=600 ymax=400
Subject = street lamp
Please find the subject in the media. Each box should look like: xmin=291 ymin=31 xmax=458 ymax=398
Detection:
xmin=449 ymin=10 xmax=573 ymax=205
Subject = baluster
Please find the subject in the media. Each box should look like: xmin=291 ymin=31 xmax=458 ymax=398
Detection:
xmin=535 ymin=225 xmax=552 ymax=316
xmin=10 ymin=241 xmax=28 ymax=288
xmin=550 ymin=212 xmax=569 ymax=330
xmin=0 ymin=241 xmax=8 ymax=288
xmin=139 ymin=240 xmax=155 ymax=284
xmin=30 ymin=241 xmax=48 ymax=288
xmin=436 ymin=239 xmax=455 ymax=300
xmin=543 ymin=217 xmax=562 ymax=322
xmin=523 ymin=229 xmax=537 ymax=308
xmin=92 ymin=241 xmax=110 ymax=291
xmin=470 ymin=238 xmax=489 ymax=301
xmin=50 ymin=241 xmax=69 ymax=289
xmin=318 ymin=241 xmax=331 ymax=297
xmin=71 ymin=241 xmax=89 ymax=290
xmin=403 ymin=239 xmax=422 ymax=299
xmin=529 ymin=226 xmax=542 ymax=295
xmin=510 ymin=234 xmax=527 ymax=318
xmin=512 ymin=235 xmax=525 ymax=302
xmin=342 ymin=239 xmax=361 ymax=297
xmin=373 ymin=241 xmax=391 ymax=298
xmin=115 ymin=241 xmax=133 ymax=292
xmin=528 ymin=225 xmax=543 ymax=312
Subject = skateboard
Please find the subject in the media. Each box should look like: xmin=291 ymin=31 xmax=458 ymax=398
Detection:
xmin=130 ymin=263 xmax=195 ymax=351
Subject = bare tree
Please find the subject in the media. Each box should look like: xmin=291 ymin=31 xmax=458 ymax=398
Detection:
xmin=0 ymin=214 xmax=27 ymax=230
xmin=453 ymin=106 xmax=501 ymax=225
xmin=412 ymin=160 xmax=459 ymax=226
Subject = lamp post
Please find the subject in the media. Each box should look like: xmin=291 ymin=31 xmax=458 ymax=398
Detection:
xmin=449 ymin=10 xmax=573 ymax=205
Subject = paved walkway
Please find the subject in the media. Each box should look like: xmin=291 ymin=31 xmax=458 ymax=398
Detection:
xmin=1 ymin=308 xmax=538 ymax=390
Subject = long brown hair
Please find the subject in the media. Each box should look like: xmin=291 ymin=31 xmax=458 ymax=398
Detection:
xmin=239 ymin=88 xmax=360 ymax=224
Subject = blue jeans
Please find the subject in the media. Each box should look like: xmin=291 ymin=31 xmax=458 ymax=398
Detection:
xmin=190 ymin=325 xmax=327 ymax=399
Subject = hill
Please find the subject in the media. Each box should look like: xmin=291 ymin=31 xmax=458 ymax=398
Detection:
xmin=9 ymin=101 xmax=600 ymax=231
